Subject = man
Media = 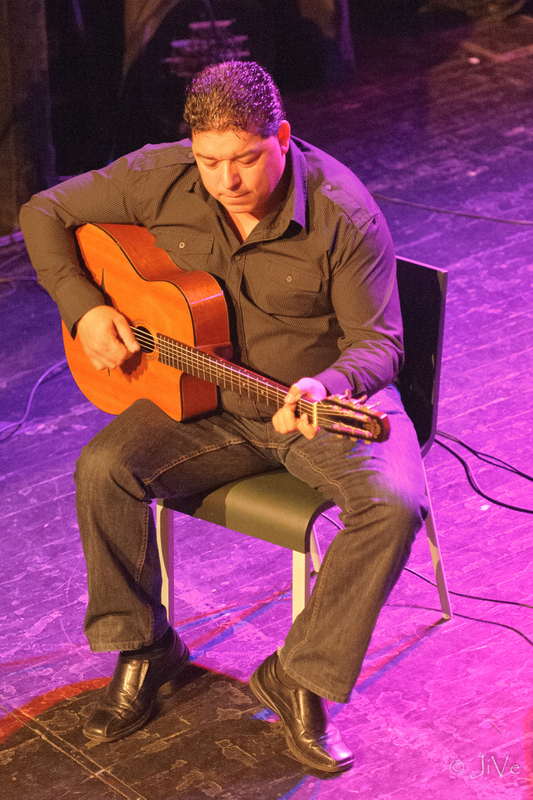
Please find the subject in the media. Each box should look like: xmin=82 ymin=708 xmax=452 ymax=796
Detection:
xmin=20 ymin=61 xmax=427 ymax=774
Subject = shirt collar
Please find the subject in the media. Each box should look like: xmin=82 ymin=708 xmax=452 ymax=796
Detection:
xmin=261 ymin=141 xmax=308 ymax=237
xmin=287 ymin=138 xmax=308 ymax=230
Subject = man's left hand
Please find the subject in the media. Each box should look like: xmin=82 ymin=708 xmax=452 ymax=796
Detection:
xmin=271 ymin=378 xmax=327 ymax=440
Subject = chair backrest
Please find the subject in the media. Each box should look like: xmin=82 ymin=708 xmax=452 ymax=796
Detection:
xmin=395 ymin=257 xmax=448 ymax=458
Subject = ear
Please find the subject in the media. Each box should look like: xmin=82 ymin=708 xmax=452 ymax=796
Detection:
xmin=277 ymin=120 xmax=291 ymax=155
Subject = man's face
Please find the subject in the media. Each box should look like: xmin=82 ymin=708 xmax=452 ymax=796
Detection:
xmin=191 ymin=122 xmax=291 ymax=220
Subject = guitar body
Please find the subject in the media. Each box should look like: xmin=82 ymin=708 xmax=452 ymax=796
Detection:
xmin=63 ymin=223 xmax=231 ymax=420
xmin=62 ymin=223 xmax=390 ymax=442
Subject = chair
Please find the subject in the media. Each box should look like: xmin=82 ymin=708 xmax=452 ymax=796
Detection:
xmin=156 ymin=257 xmax=452 ymax=625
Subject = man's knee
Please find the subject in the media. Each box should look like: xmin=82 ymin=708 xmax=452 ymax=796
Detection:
xmin=74 ymin=420 xmax=145 ymax=497
xmin=75 ymin=435 xmax=124 ymax=493
xmin=387 ymin=490 xmax=426 ymax=533
xmin=74 ymin=400 xmax=164 ymax=491
xmin=342 ymin=489 xmax=427 ymax=550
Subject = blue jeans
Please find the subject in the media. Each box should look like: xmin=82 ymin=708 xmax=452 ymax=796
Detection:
xmin=74 ymin=385 xmax=427 ymax=703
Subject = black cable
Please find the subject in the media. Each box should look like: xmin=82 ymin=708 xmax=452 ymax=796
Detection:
xmin=445 ymin=611 xmax=533 ymax=648
xmin=436 ymin=430 xmax=533 ymax=481
xmin=0 ymin=275 xmax=39 ymax=299
xmin=434 ymin=438 xmax=533 ymax=514
xmin=401 ymin=567 xmax=533 ymax=649
xmin=325 ymin=500 xmax=533 ymax=618
xmin=394 ymin=597 xmax=533 ymax=648
xmin=372 ymin=192 xmax=533 ymax=227
xmin=404 ymin=566 xmax=533 ymax=609
xmin=0 ymin=275 xmax=38 ymax=282
xmin=0 ymin=359 xmax=68 ymax=443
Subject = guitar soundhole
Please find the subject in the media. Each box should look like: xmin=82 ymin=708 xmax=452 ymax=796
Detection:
xmin=136 ymin=326 xmax=155 ymax=354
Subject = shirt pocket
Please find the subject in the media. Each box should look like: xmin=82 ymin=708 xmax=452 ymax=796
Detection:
xmin=154 ymin=229 xmax=214 ymax=271
xmin=251 ymin=260 xmax=324 ymax=317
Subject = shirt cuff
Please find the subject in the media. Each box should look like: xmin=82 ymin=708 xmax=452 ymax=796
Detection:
xmin=312 ymin=368 xmax=365 ymax=398
xmin=55 ymin=277 xmax=107 ymax=336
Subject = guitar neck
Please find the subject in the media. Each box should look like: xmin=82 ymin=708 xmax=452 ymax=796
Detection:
xmin=135 ymin=327 xmax=316 ymax=419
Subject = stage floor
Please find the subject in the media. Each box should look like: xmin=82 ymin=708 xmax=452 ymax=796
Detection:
xmin=1 ymin=14 xmax=533 ymax=800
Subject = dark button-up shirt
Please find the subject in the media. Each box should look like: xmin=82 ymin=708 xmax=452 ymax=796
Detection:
xmin=20 ymin=137 xmax=403 ymax=419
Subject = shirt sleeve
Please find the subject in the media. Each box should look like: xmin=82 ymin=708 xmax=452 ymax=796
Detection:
xmin=313 ymin=210 xmax=403 ymax=399
xmin=19 ymin=154 xmax=145 ymax=334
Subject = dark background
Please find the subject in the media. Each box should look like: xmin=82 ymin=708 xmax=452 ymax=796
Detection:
xmin=2 ymin=0 xmax=533 ymax=234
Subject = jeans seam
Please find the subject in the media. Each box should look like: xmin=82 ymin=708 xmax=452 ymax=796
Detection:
xmin=144 ymin=435 xmax=286 ymax=487
xmin=143 ymin=436 xmax=247 ymax=484
xmin=282 ymin=446 xmax=352 ymax=696
xmin=132 ymin=501 xmax=155 ymax=645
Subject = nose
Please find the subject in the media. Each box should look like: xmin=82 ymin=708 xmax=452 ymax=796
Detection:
xmin=220 ymin=161 xmax=241 ymax=191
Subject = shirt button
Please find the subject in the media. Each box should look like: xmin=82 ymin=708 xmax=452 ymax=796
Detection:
xmin=286 ymin=275 xmax=293 ymax=282
xmin=188 ymin=151 xmax=194 ymax=158
xmin=179 ymin=241 xmax=185 ymax=249
xmin=324 ymin=183 xmax=332 ymax=191
xmin=234 ymin=254 xmax=242 ymax=261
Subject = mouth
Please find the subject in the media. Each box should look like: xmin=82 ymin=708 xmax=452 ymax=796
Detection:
xmin=221 ymin=192 xmax=250 ymax=200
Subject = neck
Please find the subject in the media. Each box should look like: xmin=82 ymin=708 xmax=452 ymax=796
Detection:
xmin=226 ymin=164 xmax=292 ymax=243
xmin=225 ymin=212 xmax=258 ymax=243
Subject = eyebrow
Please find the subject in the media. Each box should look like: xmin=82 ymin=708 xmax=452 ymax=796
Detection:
xmin=194 ymin=148 xmax=259 ymax=161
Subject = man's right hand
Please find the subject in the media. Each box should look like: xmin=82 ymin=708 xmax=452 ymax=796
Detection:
xmin=76 ymin=306 xmax=140 ymax=371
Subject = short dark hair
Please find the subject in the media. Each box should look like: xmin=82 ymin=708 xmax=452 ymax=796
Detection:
xmin=183 ymin=61 xmax=285 ymax=138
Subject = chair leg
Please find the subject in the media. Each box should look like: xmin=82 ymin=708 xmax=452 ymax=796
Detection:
xmin=292 ymin=550 xmax=311 ymax=622
xmin=423 ymin=465 xmax=453 ymax=620
xmin=156 ymin=500 xmax=175 ymax=625
xmin=310 ymin=525 xmax=323 ymax=574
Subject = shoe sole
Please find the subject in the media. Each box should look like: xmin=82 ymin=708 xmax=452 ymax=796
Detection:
xmin=249 ymin=668 xmax=352 ymax=774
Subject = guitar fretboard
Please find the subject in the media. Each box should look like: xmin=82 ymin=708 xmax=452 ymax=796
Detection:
xmin=135 ymin=327 xmax=317 ymax=421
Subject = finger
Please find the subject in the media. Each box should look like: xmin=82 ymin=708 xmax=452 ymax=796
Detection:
xmin=114 ymin=315 xmax=140 ymax=353
xmin=297 ymin=413 xmax=318 ymax=440
xmin=89 ymin=356 xmax=106 ymax=370
xmin=283 ymin=385 xmax=302 ymax=405
xmin=276 ymin=408 xmax=297 ymax=433
xmin=90 ymin=333 xmax=129 ymax=369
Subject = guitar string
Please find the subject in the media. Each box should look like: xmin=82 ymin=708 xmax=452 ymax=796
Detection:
xmin=132 ymin=327 xmax=373 ymax=435
xmin=131 ymin=327 xmax=374 ymax=435
xmin=134 ymin=328 xmax=321 ymax=419
xmin=132 ymin=327 xmax=286 ymax=405
xmin=130 ymin=326 xmax=374 ymax=435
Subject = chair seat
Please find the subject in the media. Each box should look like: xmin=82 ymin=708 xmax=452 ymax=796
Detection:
xmin=163 ymin=470 xmax=334 ymax=554
xmin=157 ymin=470 xmax=332 ymax=623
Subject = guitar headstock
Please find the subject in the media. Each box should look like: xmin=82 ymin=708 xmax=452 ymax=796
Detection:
xmin=317 ymin=393 xmax=391 ymax=443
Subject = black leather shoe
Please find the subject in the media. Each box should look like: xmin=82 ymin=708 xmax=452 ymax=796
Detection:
xmin=250 ymin=652 xmax=354 ymax=773
xmin=83 ymin=629 xmax=190 ymax=743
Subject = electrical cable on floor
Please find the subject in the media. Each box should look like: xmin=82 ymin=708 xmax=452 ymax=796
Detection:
xmin=324 ymin=498 xmax=533 ymax=647
xmin=441 ymin=610 xmax=533 ymax=648
xmin=404 ymin=567 xmax=533 ymax=610
xmin=0 ymin=358 xmax=68 ymax=443
xmin=1 ymin=276 xmax=39 ymax=299
xmin=0 ymin=275 xmax=38 ymax=282
xmin=436 ymin=430 xmax=533 ymax=481
xmin=372 ymin=192 xmax=533 ymax=227
xmin=434 ymin=435 xmax=533 ymax=514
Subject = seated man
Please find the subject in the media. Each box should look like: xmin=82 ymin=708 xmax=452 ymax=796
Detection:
xmin=20 ymin=60 xmax=427 ymax=774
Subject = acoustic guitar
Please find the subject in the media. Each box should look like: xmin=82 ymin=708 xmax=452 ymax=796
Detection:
xmin=63 ymin=223 xmax=390 ymax=443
